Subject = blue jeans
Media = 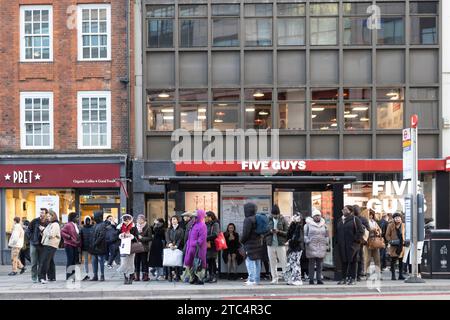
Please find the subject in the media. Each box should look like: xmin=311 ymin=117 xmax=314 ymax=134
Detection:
xmin=245 ymin=258 xmax=261 ymax=284
xmin=92 ymin=255 xmax=105 ymax=277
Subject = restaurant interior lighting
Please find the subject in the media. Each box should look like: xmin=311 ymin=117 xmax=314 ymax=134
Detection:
xmin=214 ymin=119 xmax=223 ymax=123
xmin=386 ymin=90 xmax=399 ymax=97
xmin=161 ymin=108 xmax=174 ymax=113
xmin=360 ymin=117 xmax=370 ymax=122
xmin=245 ymin=107 xmax=255 ymax=112
xmin=320 ymin=126 xmax=329 ymax=130
xmin=312 ymin=107 xmax=325 ymax=112
xmin=311 ymin=114 xmax=317 ymax=119
xmin=218 ymin=103 xmax=228 ymax=106
xmin=253 ymin=90 xmax=265 ymax=98
xmin=158 ymin=91 xmax=170 ymax=98
xmin=180 ymin=112 xmax=188 ymax=116
xmin=197 ymin=115 xmax=206 ymax=120
xmin=259 ymin=111 xmax=269 ymax=115
xmin=344 ymin=114 xmax=358 ymax=118
xmin=198 ymin=108 xmax=207 ymax=113
xmin=216 ymin=112 xmax=225 ymax=116
xmin=163 ymin=115 xmax=174 ymax=120
xmin=331 ymin=123 xmax=338 ymax=127
xmin=352 ymin=106 xmax=369 ymax=111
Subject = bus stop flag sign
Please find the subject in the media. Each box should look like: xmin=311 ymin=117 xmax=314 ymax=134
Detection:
xmin=403 ymin=128 xmax=413 ymax=180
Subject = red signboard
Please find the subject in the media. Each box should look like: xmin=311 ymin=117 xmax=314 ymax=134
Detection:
xmin=175 ymin=159 xmax=446 ymax=173
xmin=446 ymin=157 xmax=450 ymax=172
xmin=0 ymin=164 xmax=121 ymax=188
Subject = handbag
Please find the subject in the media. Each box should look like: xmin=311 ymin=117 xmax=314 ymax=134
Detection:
xmin=163 ymin=248 xmax=184 ymax=267
xmin=368 ymin=236 xmax=385 ymax=249
xmin=193 ymin=245 xmax=202 ymax=272
xmin=119 ymin=237 xmax=131 ymax=255
xmin=214 ymin=232 xmax=228 ymax=251
xmin=389 ymin=239 xmax=401 ymax=246
xmin=131 ymin=241 xmax=146 ymax=254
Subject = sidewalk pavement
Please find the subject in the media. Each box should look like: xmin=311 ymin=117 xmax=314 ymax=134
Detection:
xmin=1 ymin=265 xmax=449 ymax=300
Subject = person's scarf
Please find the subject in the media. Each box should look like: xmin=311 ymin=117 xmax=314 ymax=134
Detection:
xmin=121 ymin=222 xmax=134 ymax=234
xmin=137 ymin=221 xmax=146 ymax=233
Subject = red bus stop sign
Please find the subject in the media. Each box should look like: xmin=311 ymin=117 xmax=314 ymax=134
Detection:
xmin=411 ymin=114 xmax=418 ymax=128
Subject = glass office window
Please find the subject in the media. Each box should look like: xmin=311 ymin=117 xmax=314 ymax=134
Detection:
xmin=409 ymin=88 xmax=439 ymax=129
xmin=343 ymin=17 xmax=371 ymax=45
xmin=245 ymin=104 xmax=272 ymax=129
xmin=311 ymin=103 xmax=337 ymax=130
xmin=277 ymin=3 xmax=305 ymax=16
xmin=213 ymin=104 xmax=239 ymax=130
xmin=310 ymin=18 xmax=337 ymax=45
xmin=212 ymin=4 xmax=240 ymax=16
xmin=147 ymin=5 xmax=174 ymax=48
xmin=376 ymin=88 xmax=404 ymax=129
xmin=279 ymin=102 xmax=305 ymax=130
xmin=213 ymin=18 xmax=239 ymax=46
xmin=179 ymin=5 xmax=207 ymax=17
xmin=245 ymin=4 xmax=273 ymax=17
xmin=147 ymin=104 xmax=174 ymax=131
xmin=179 ymin=19 xmax=208 ymax=47
xmin=310 ymin=3 xmax=338 ymax=16
xmin=345 ymin=102 xmax=371 ymax=130
xmin=410 ymin=17 xmax=437 ymax=44
xmin=245 ymin=18 xmax=272 ymax=46
xmin=180 ymin=104 xmax=207 ymax=131
xmin=278 ymin=18 xmax=305 ymax=46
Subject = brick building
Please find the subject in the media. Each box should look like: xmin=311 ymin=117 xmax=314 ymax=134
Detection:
xmin=0 ymin=0 xmax=134 ymax=264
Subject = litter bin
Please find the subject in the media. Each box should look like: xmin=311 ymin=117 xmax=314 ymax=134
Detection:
xmin=421 ymin=230 xmax=450 ymax=279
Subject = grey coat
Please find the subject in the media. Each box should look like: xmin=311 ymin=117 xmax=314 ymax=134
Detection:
xmin=304 ymin=217 xmax=329 ymax=259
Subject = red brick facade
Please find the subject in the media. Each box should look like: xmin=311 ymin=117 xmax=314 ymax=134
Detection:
xmin=0 ymin=0 xmax=134 ymax=154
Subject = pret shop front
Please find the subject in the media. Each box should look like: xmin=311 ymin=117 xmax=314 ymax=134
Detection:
xmin=0 ymin=155 xmax=128 ymax=265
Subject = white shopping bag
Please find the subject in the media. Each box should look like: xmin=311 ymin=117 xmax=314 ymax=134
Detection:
xmin=163 ymin=248 xmax=184 ymax=267
xmin=119 ymin=237 xmax=132 ymax=255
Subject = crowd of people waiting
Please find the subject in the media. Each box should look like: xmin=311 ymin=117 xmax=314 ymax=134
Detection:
xmin=6 ymin=202 xmax=430 ymax=286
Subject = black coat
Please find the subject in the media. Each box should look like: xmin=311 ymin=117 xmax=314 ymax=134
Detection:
xmin=80 ymin=224 xmax=94 ymax=252
xmin=336 ymin=215 xmax=364 ymax=263
xmin=148 ymin=225 xmax=165 ymax=267
xmin=165 ymin=226 xmax=184 ymax=249
xmin=105 ymin=221 xmax=119 ymax=245
xmin=222 ymin=232 xmax=244 ymax=266
xmin=206 ymin=221 xmax=220 ymax=259
xmin=89 ymin=222 xmax=107 ymax=255
xmin=286 ymin=222 xmax=304 ymax=254
xmin=137 ymin=224 xmax=153 ymax=252
xmin=27 ymin=218 xmax=48 ymax=246
xmin=241 ymin=206 xmax=263 ymax=261
xmin=182 ymin=219 xmax=195 ymax=252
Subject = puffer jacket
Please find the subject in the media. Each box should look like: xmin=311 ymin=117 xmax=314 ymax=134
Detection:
xmin=80 ymin=223 xmax=94 ymax=252
xmin=89 ymin=212 xmax=107 ymax=255
xmin=304 ymin=217 xmax=329 ymax=259
xmin=41 ymin=222 xmax=61 ymax=249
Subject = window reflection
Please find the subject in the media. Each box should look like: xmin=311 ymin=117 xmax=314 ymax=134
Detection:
xmin=147 ymin=104 xmax=174 ymax=131
xmin=245 ymin=104 xmax=272 ymax=129
xmin=213 ymin=104 xmax=239 ymax=130
xmin=180 ymin=104 xmax=207 ymax=131
xmin=311 ymin=103 xmax=337 ymax=130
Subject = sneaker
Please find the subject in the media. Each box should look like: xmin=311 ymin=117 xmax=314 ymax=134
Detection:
xmin=8 ymin=272 xmax=17 ymax=276
xmin=317 ymin=280 xmax=324 ymax=285
xmin=82 ymin=275 xmax=90 ymax=281
xmin=245 ymin=281 xmax=257 ymax=286
xmin=271 ymin=279 xmax=278 ymax=284
xmin=337 ymin=280 xmax=346 ymax=285
xmin=107 ymin=265 xmax=113 ymax=270
xmin=40 ymin=279 xmax=48 ymax=284
xmin=309 ymin=279 xmax=315 ymax=285
xmin=20 ymin=268 xmax=26 ymax=274
xmin=293 ymin=280 xmax=303 ymax=286
xmin=347 ymin=279 xmax=356 ymax=285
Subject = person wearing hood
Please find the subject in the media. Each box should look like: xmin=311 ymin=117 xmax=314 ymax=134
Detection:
xmin=80 ymin=216 xmax=94 ymax=281
xmin=385 ymin=212 xmax=406 ymax=280
xmin=148 ymin=218 xmax=166 ymax=280
xmin=39 ymin=210 xmax=61 ymax=284
xmin=60 ymin=212 xmax=81 ymax=280
xmin=205 ymin=211 xmax=220 ymax=283
xmin=336 ymin=205 xmax=364 ymax=285
xmin=241 ymin=203 xmax=264 ymax=286
xmin=265 ymin=204 xmax=289 ymax=284
xmin=284 ymin=213 xmax=305 ymax=286
xmin=89 ymin=211 xmax=107 ymax=281
xmin=117 ymin=214 xmax=139 ymax=284
xmin=183 ymin=209 xmax=207 ymax=285
xmin=105 ymin=215 xmax=120 ymax=269
xmin=166 ymin=215 xmax=184 ymax=282
xmin=134 ymin=214 xmax=152 ymax=281
xmin=304 ymin=209 xmax=329 ymax=285
xmin=8 ymin=217 xmax=25 ymax=276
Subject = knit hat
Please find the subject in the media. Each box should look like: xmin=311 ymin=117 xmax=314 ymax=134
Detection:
xmin=312 ymin=209 xmax=322 ymax=217
xmin=393 ymin=212 xmax=402 ymax=219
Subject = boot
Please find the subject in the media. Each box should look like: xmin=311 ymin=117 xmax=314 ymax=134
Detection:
xmin=391 ymin=268 xmax=396 ymax=280
xmin=128 ymin=274 xmax=134 ymax=285
xmin=398 ymin=262 xmax=405 ymax=280
xmin=134 ymin=272 xmax=140 ymax=282
xmin=142 ymin=273 xmax=149 ymax=282
xmin=123 ymin=274 xmax=129 ymax=285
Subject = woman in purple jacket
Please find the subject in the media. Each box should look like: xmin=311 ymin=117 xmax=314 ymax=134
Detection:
xmin=183 ymin=209 xmax=207 ymax=285
xmin=61 ymin=212 xmax=81 ymax=280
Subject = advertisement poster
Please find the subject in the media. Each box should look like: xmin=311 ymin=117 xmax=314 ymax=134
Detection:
xmin=35 ymin=196 xmax=59 ymax=218
xmin=185 ymin=192 xmax=218 ymax=213
xmin=220 ymin=185 xmax=272 ymax=273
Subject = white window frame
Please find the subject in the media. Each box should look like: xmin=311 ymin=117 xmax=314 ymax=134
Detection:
xmin=77 ymin=91 xmax=112 ymax=149
xmin=20 ymin=5 xmax=53 ymax=62
xmin=77 ymin=4 xmax=112 ymax=61
xmin=20 ymin=92 xmax=54 ymax=150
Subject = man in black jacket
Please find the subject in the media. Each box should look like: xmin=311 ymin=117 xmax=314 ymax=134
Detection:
xmin=89 ymin=211 xmax=107 ymax=281
xmin=241 ymin=203 xmax=263 ymax=286
xmin=27 ymin=208 xmax=48 ymax=283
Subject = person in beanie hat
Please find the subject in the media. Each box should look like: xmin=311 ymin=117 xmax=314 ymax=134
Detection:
xmin=385 ymin=212 xmax=406 ymax=280
xmin=304 ymin=209 xmax=329 ymax=284
xmin=284 ymin=213 xmax=304 ymax=286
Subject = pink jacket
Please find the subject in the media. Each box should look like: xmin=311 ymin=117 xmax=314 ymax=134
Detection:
xmin=61 ymin=222 xmax=81 ymax=248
